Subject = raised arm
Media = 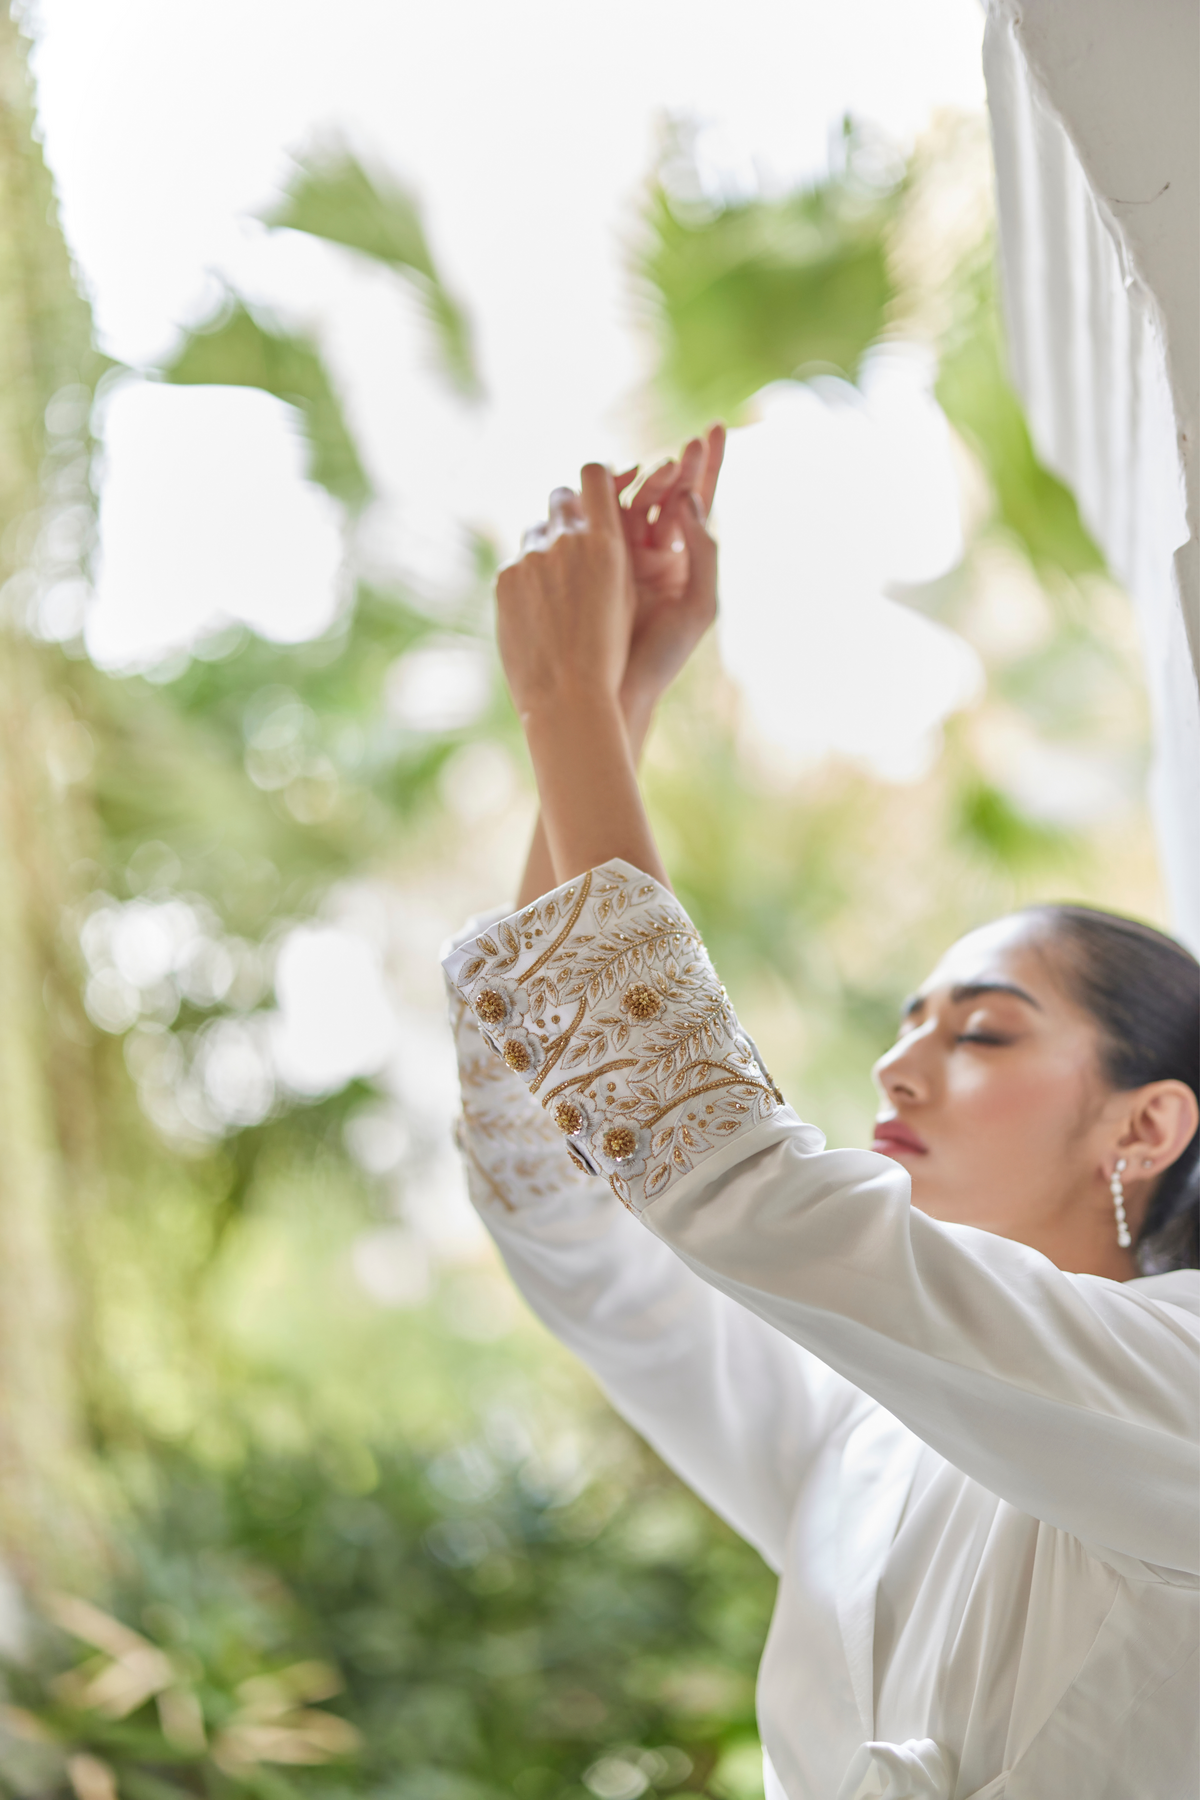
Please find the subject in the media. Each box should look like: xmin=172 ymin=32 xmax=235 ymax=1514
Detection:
xmin=445 ymin=919 xmax=863 ymax=1570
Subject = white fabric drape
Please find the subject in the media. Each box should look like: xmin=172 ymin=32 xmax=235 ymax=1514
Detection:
xmin=983 ymin=1 xmax=1200 ymax=950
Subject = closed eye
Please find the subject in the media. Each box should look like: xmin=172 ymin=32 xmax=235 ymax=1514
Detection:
xmin=956 ymin=1031 xmax=1013 ymax=1046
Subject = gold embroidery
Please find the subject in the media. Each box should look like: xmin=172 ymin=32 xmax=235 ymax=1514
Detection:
xmin=460 ymin=1139 xmax=517 ymax=1212
xmin=602 ymin=1124 xmax=638 ymax=1161
xmin=542 ymin=1057 xmax=638 ymax=1107
xmin=520 ymin=869 xmax=593 ymax=981
xmin=552 ymin=1097 xmax=588 ymax=1135
xmin=474 ymin=988 xmax=507 ymax=1026
xmin=528 ymin=996 xmax=587 ymax=1095
xmin=445 ymin=863 xmax=784 ymax=1213
xmin=621 ymin=982 xmax=662 ymax=1021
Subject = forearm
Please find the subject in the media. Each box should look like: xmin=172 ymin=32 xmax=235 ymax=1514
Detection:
xmin=523 ymin=688 xmax=668 ymax=890
xmin=516 ymin=679 xmax=661 ymax=906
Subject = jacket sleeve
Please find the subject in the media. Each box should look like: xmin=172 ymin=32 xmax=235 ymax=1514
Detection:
xmin=443 ymin=906 xmax=864 ymax=1573
xmin=443 ymin=864 xmax=1200 ymax=1580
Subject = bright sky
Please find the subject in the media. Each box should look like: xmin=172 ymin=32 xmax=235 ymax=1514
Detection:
xmin=28 ymin=0 xmax=988 ymax=1149
xmin=29 ymin=0 xmax=986 ymax=688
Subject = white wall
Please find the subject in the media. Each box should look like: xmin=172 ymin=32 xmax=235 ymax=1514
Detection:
xmin=984 ymin=0 xmax=1199 ymax=949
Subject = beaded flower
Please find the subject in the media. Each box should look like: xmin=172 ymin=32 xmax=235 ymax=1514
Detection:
xmin=550 ymin=1092 xmax=592 ymax=1138
xmin=499 ymin=1027 xmax=543 ymax=1077
xmin=469 ymin=980 xmax=529 ymax=1041
xmin=620 ymin=981 xmax=663 ymax=1023
xmin=590 ymin=1120 xmax=650 ymax=1178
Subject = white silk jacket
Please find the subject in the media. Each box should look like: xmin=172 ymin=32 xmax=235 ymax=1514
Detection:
xmin=442 ymin=862 xmax=1200 ymax=1800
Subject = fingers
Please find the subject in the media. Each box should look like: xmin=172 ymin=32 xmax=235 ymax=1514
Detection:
xmin=581 ymin=462 xmax=621 ymax=534
xmin=612 ymin=466 xmax=639 ymax=500
xmin=521 ymin=520 xmax=550 ymax=553
xmin=627 ymin=459 xmax=678 ymax=525
xmin=548 ymin=486 xmax=584 ymax=534
xmin=649 ymin=437 xmax=705 ymax=549
xmin=698 ymin=423 xmax=726 ymax=517
xmin=675 ymin=486 xmax=718 ymax=608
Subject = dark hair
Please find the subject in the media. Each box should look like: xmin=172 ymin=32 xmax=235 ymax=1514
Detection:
xmin=1021 ymin=903 xmax=1200 ymax=1272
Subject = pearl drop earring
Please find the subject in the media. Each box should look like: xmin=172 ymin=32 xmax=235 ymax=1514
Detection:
xmin=1111 ymin=1157 xmax=1131 ymax=1249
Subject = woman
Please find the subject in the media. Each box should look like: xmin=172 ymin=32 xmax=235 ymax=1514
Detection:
xmin=442 ymin=434 xmax=1200 ymax=1800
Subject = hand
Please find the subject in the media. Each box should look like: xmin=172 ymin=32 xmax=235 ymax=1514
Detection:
xmin=507 ymin=436 xmax=721 ymax=905
xmin=516 ymin=427 xmax=724 ymax=739
xmin=496 ymin=463 xmax=634 ymax=721
xmin=614 ymin=424 xmax=725 ymax=719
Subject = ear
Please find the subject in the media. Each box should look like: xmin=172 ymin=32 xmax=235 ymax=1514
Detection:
xmin=1117 ymin=1080 xmax=1200 ymax=1183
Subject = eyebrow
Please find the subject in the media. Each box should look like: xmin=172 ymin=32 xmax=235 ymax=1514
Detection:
xmin=901 ymin=980 xmax=1044 ymax=1019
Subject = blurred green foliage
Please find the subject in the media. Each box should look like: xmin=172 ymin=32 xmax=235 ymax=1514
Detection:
xmin=3 ymin=1440 xmax=771 ymax=1800
xmin=640 ymin=125 xmax=898 ymax=435
xmin=934 ymin=252 xmax=1103 ymax=582
xmin=262 ymin=148 xmax=482 ymax=400
xmin=74 ymin=576 xmax=493 ymax=937
xmin=165 ymin=304 xmax=372 ymax=511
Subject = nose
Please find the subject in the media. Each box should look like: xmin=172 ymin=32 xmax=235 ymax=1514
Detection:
xmin=872 ymin=1022 xmax=936 ymax=1106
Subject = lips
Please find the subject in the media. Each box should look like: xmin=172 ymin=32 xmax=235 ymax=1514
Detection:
xmin=871 ymin=1118 xmax=929 ymax=1157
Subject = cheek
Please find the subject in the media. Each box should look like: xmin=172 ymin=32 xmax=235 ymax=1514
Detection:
xmin=944 ymin=1055 xmax=1087 ymax=1154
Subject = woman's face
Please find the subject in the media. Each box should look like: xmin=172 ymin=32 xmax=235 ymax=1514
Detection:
xmin=870 ymin=916 xmax=1119 ymax=1253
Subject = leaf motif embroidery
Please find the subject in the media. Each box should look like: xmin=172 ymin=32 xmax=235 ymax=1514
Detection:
xmin=448 ymin=862 xmax=782 ymax=1218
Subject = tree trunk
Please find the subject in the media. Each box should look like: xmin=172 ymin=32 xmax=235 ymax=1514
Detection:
xmin=0 ymin=2 xmax=107 ymax=1582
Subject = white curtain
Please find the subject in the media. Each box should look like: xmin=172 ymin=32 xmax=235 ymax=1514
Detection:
xmin=983 ymin=0 xmax=1199 ymax=951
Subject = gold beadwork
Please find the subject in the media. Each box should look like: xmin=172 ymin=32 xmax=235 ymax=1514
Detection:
xmin=451 ymin=863 xmax=782 ymax=1212
xmin=622 ymin=982 xmax=661 ymax=1022
xmin=475 ymin=989 xmax=507 ymax=1026
xmin=553 ymin=1098 xmax=586 ymax=1136
xmin=602 ymin=1124 xmax=638 ymax=1162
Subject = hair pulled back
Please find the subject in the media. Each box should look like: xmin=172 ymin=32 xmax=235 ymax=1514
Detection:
xmin=1022 ymin=904 xmax=1200 ymax=1272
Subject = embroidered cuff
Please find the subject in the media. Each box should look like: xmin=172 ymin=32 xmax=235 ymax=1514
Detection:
xmin=441 ymin=860 xmax=784 ymax=1213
